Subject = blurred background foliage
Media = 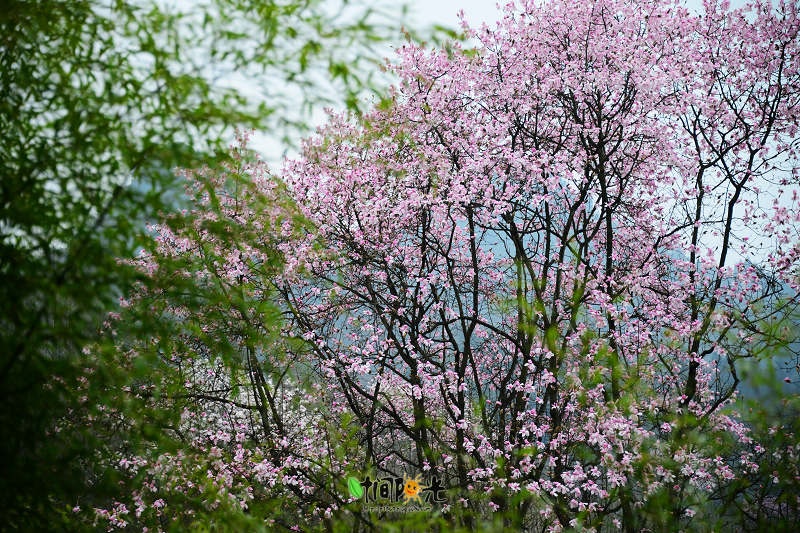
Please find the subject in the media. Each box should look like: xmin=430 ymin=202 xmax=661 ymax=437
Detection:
xmin=0 ymin=0 xmax=454 ymax=527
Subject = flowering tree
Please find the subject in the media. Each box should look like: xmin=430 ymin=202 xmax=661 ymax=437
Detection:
xmin=91 ymin=0 xmax=800 ymax=530
xmin=78 ymin=135 xmax=371 ymax=530
xmin=279 ymin=0 xmax=800 ymax=530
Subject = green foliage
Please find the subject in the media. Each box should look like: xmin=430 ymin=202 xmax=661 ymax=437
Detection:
xmin=0 ymin=0 xmax=432 ymax=526
xmin=716 ymin=372 xmax=800 ymax=530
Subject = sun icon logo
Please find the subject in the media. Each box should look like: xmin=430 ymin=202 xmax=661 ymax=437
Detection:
xmin=402 ymin=474 xmax=426 ymax=505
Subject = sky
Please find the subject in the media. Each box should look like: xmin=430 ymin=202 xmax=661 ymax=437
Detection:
xmin=406 ymin=0 xmax=503 ymax=30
